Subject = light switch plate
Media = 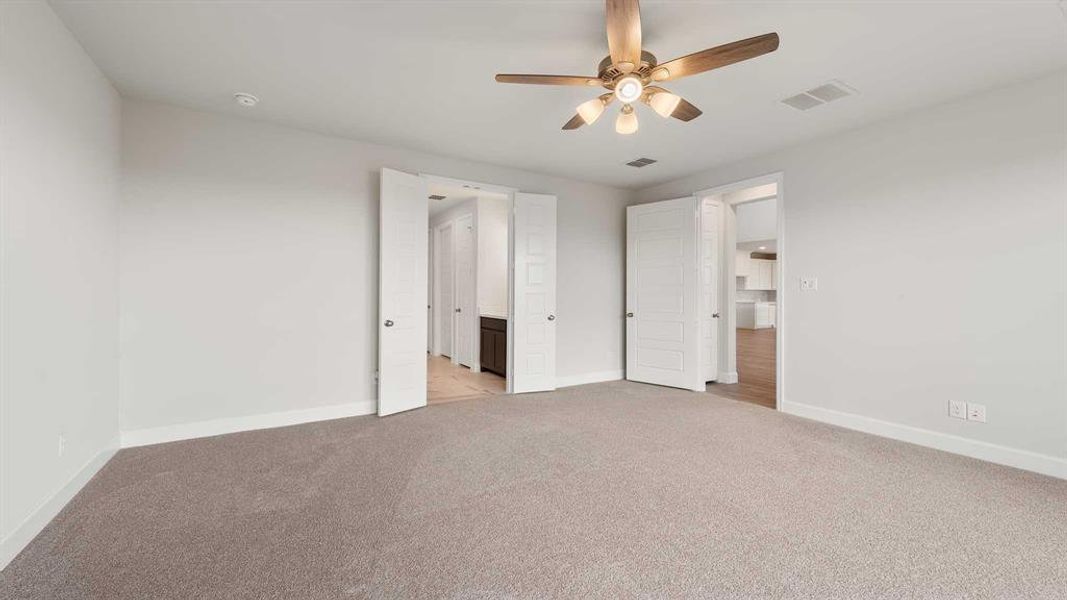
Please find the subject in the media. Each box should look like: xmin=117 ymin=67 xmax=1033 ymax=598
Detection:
xmin=967 ymin=403 xmax=987 ymax=423
xmin=800 ymin=277 xmax=818 ymax=291
xmin=949 ymin=400 xmax=967 ymax=420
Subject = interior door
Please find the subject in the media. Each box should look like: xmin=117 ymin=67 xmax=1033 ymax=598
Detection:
xmin=454 ymin=213 xmax=476 ymax=367
xmin=626 ymin=196 xmax=703 ymax=391
xmin=701 ymin=199 xmax=720 ymax=382
xmin=510 ymin=193 xmax=557 ymax=393
xmin=378 ymin=168 xmax=428 ymax=416
xmin=437 ymin=223 xmax=453 ymax=357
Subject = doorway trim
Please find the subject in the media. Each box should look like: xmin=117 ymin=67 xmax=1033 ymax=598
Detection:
xmin=695 ymin=171 xmax=785 ymax=410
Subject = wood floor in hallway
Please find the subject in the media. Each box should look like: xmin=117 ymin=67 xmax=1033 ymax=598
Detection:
xmin=427 ymin=354 xmax=505 ymax=404
xmin=707 ymin=327 xmax=776 ymax=409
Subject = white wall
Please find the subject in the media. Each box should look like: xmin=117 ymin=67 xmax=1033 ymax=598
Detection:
xmin=736 ymin=198 xmax=778 ymax=243
xmin=477 ymin=197 xmax=509 ymax=318
xmin=636 ymin=71 xmax=1067 ymax=476
xmin=0 ymin=0 xmax=120 ymax=567
xmin=120 ymin=99 xmax=629 ymax=434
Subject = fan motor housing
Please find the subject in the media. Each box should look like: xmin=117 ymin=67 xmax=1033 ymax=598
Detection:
xmin=598 ymin=51 xmax=658 ymax=86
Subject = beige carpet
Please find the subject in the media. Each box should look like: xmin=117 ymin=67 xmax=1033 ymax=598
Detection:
xmin=2 ymin=381 xmax=1065 ymax=599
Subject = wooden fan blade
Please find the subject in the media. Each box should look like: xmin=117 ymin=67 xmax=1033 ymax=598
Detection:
xmin=606 ymin=0 xmax=642 ymax=72
xmin=495 ymin=74 xmax=601 ymax=86
xmin=643 ymin=86 xmax=703 ymax=121
xmin=651 ymin=33 xmax=779 ymax=82
xmin=562 ymin=114 xmax=585 ymax=130
xmin=670 ymin=97 xmax=702 ymax=121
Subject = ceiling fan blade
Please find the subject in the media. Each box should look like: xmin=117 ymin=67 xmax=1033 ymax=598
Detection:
xmin=643 ymin=86 xmax=703 ymax=121
xmin=651 ymin=33 xmax=779 ymax=82
xmin=562 ymin=114 xmax=585 ymax=130
xmin=670 ymin=97 xmax=703 ymax=121
xmin=495 ymin=74 xmax=602 ymax=86
xmin=606 ymin=0 xmax=642 ymax=72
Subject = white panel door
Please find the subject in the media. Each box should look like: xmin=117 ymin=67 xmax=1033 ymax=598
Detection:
xmin=378 ymin=168 xmax=428 ymax=416
xmin=701 ymin=199 xmax=720 ymax=382
xmin=436 ymin=223 xmax=453 ymax=358
xmin=626 ymin=197 xmax=703 ymax=391
xmin=511 ymin=193 xmax=557 ymax=393
xmin=454 ymin=213 xmax=476 ymax=367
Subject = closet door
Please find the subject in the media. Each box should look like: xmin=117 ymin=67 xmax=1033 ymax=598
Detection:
xmin=453 ymin=213 xmax=476 ymax=367
xmin=436 ymin=223 xmax=454 ymax=357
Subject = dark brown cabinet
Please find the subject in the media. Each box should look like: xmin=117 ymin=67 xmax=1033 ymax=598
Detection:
xmin=480 ymin=317 xmax=507 ymax=377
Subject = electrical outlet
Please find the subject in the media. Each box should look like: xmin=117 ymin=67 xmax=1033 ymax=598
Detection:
xmin=800 ymin=277 xmax=818 ymax=291
xmin=948 ymin=400 xmax=967 ymax=420
xmin=58 ymin=434 xmax=66 ymax=457
xmin=967 ymin=403 xmax=987 ymax=423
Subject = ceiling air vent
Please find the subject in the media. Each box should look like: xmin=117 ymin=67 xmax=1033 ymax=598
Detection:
xmin=428 ymin=195 xmax=446 ymax=201
xmin=781 ymin=80 xmax=857 ymax=111
xmin=626 ymin=157 xmax=657 ymax=168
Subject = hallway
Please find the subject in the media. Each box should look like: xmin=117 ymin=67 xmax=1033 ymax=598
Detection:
xmin=427 ymin=355 xmax=505 ymax=404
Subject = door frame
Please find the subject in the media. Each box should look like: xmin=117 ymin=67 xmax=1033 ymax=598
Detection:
xmin=695 ymin=172 xmax=785 ymax=410
xmin=420 ymin=173 xmax=519 ymax=393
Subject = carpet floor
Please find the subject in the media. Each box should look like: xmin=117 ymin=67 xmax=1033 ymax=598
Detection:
xmin=2 ymin=381 xmax=1065 ymax=599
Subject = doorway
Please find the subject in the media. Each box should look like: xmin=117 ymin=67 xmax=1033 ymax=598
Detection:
xmin=625 ymin=173 xmax=784 ymax=410
xmin=378 ymin=169 xmax=559 ymax=416
xmin=427 ymin=181 xmax=510 ymax=404
xmin=701 ymin=175 xmax=783 ymax=410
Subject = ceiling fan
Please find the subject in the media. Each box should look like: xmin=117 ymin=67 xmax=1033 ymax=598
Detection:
xmin=495 ymin=0 xmax=779 ymax=135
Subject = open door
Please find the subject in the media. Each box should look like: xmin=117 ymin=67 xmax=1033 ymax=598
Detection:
xmin=378 ymin=168 xmax=428 ymax=416
xmin=701 ymin=198 xmax=721 ymax=382
xmin=510 ymin=193 xmax=557 ymax=393
xmin=626 ymin=196 xmax=704 ymax=391
xmin=454 ymin=213 xmax=476 ymax=367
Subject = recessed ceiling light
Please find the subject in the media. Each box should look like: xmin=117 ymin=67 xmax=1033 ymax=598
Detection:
xmin=233 ymin=93 xmax=259 ymax=107
xmin=758 ymin=246 xmax=767 ymax=250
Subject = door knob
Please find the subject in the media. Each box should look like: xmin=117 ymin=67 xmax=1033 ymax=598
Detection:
xmin=384 ymin=320 xmax=394 ymax=327
xmin=547 ymin=314 xmax=555 ymax=321
xmin=626 ymin=312 xmax=634 ymax=318
xmin=712 ymin=313 xmax=720 ymax=318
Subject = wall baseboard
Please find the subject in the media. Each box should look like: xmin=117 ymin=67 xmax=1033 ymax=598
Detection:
xmin=556 ymin=369 xmax=624 ymax=389
xmin=120 ymin=400 xmax=377 ymax=448
xmin=1 ymin=441 xmax=118 ymax=570
xmin=716 ymin=371 xmax=739 ymax=384
xmin=781 ymin=400 xmax=1067 ymax=480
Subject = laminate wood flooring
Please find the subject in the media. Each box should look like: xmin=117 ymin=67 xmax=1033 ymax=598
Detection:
xmin=707 ymin=327 xmax=776 ymax=409
xmin=427 ymin=354 xmax=504 ymax=404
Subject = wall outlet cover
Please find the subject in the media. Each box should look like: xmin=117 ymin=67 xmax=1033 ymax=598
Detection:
xmin=949 ymin=400 xmax=967 ymax=420
xmin=800 ymin=277 xmax=818 ymax=291
xmin=967 ymin=403 xmax=987 ymax=423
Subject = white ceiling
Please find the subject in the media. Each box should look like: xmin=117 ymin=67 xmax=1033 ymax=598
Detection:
xmin=427 ymin=182 xmax=506 ymax=218
xmin=51 ymin=1 xmax=1067 ymax=189
xmin=738 ymin=240 xmax=777 ymax=254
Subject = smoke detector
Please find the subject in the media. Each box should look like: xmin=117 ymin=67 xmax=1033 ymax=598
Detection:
xmin=233 ymin=93 xmax=259 ymax=107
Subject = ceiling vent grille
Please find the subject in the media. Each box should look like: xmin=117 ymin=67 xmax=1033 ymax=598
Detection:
xmin=781 ymin=80 xmax=857 ymax=111
xmin=428 ymin=195 xmax=446 ymax=201
xmin=626 ymin=157 xmax=657 ymax=168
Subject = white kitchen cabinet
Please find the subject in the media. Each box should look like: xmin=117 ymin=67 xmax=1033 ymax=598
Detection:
xmin=742 ymin=258 xmax=776 ymax=290
xmin=737 ymin=301 xmax=775 ymax=329
xmin=735 ymin=250 xmax=751 ymax=278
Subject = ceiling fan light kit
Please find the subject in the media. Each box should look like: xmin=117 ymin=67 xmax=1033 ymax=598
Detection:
xmin=495 ymin=0 xmax=779 ymax=135
xmin=616 ymin=104 xmax=639 ymax=135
